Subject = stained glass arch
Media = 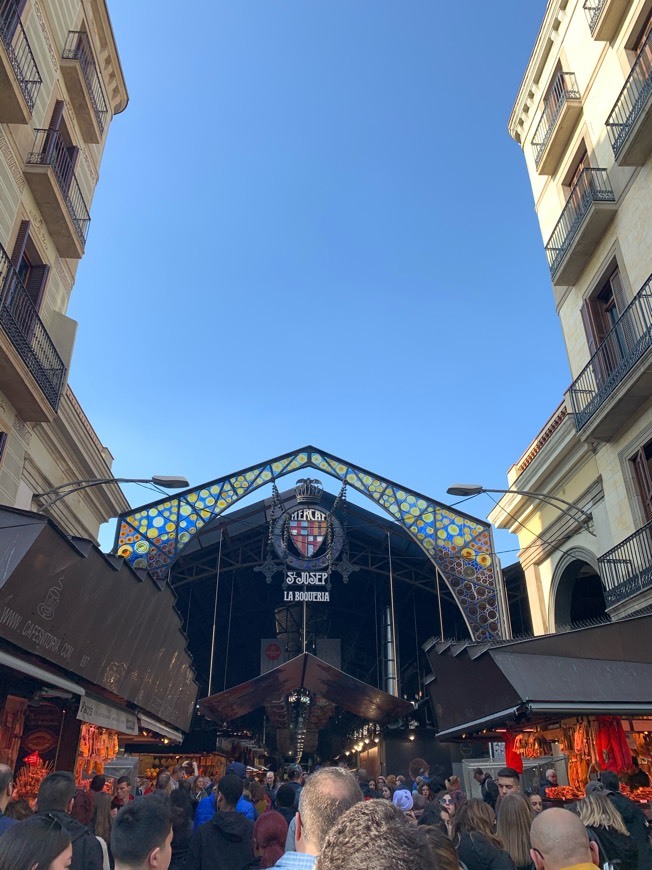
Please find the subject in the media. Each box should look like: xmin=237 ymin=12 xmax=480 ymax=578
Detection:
xmin=113 ymin=446 xmax=504 ymax=640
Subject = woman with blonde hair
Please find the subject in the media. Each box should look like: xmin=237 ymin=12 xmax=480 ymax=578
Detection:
xmin=452 ymin=799 xmax=515 ymax=870
xmin=496 ymin=794 xmax=534 ymax=870
xmin=575 ymin=792 xmax=638 ymax=870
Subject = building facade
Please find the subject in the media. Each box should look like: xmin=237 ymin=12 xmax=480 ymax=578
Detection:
xmin=0 ymin=0 xmax=129 ymax=537
xmin=491 ymin=0 xmax=652 ymax=633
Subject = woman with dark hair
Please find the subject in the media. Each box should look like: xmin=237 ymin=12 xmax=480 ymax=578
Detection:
xmin=92 ymin=792 xmax=113 ymax=855
xmin=251 ymin=780 xmax=270 ymax=816
xmin=423 ymin=825 xmax=463 ymax=870
xmin=254 ymin=810 xmax=288 ymax=868
xmin=380 ymin=784 xmax=394 ymax=801
xmin=0 ymin=814 xmax=72 ymax=869
xmin=3 ymin=797 xmax=33 ymax=820
xmin=422 ymin=788 xmax=467 ymax=836
xmin=496 ymin=794 xmax=534 ymax=870
xmin=170 ymin=787 xmax=195 ymax=870
xmin=72 ymin=790 xmax=110 ymax=870
xmin=452 ymin=798 xmax=515 ymax=870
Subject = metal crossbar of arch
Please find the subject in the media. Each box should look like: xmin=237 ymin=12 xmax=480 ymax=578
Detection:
xmin=114 ymin=447 xmax=503 ymax=640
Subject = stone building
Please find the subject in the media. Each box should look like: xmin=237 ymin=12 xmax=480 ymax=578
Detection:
xmin=0 ymin=0 xmax=129 ymax=537
xmin=491 ymin=0 xmax=652 ymax=631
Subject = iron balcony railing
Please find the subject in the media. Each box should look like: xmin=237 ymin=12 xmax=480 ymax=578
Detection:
xmin=532 ymin=71 xmax=581 ymax=168
xmin=62 ymin=30 xmax=108 ymax=134
xmin=583 ymin=0 xmax=607 ymax=34
xmin=27 ymin=128 xmax=90 ymax=245
xmin=545 ymin=168 xmax=615 ymax=279
xmin=0 ymin=243 xmax=66 ymax=410
xmin=599 ymin=518 xmax=652 ymax=608
xmin=0 ymin=0 xmax=42 ymax=113
xmin=569 ymin=276 xmax=652 ymax=430
xmin=606 ymin=31 xmax=652 ymax=158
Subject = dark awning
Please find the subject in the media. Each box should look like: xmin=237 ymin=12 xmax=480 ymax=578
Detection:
xmin=0 ymin=507 xmax=197 ymax=731
xmin=199 ymin=652 xmax=414 ymax=724
xmin=423 ymin=614 xmax=652 ymax=738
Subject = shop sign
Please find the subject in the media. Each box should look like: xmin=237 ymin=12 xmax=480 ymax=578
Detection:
xmin=260 ymin=639 xmax=288 ymax=675
xmin=77 ymin=697 xmax=138 ymax=735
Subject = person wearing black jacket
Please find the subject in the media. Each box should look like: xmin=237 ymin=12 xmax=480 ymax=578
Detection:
xmin=452 ymin=799 xmax=515 ymax=870
xmin=600 ymin=772 xmax=652 ymax=870
xmin=189 ymin=773 xmax=256 ymax=870
xmin=35 ymin=771 xmax=103 ymax=870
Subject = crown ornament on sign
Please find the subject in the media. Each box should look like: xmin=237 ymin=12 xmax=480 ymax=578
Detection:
xmin=294 ymin=478 xmax=323 ymax=503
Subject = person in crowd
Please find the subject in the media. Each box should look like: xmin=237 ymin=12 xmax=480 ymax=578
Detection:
xmin=112 ymin=777 xmax=134 ymax=814
xmin=0 ymin=813 xmax=73 ymax=869
xmin=35 ymin=771 xmax=104 ymax=870
xmin=188 ymin=773 xmax=255 ymax=869
xmin=409 ymin=758 xmax=436 ymax=793
xmin=154 ymin=772 xmax=173 ymax=798
xmin=386 ymin=774 xmax=398 ymax=791
xmin=627 ymin=758 xmax=650 ymax=791
xmin=3 ymin=797 xmax=33 ymax=820
xmin=285 ymin=764 xmax=304 ymax=809
xmin=251 ymin=780 xmax=270 ymax=815
xmin=539 ymin=770 xmax=558 ymax=799
xmin=275 ymin=784 xmax=298 ymax=828
xmin=396 ymin=775 xmax=407 ymax=788
xmin=474 ymin=769 xmax=499 ymax=809
xmin=92 ymin=791 xmax=113 ymax=860
xmin=525 ymin=790 xmax=543 ymax=814
xmin=194 ymin=765 xmax=256 ymax=829
xmin=530 ymin=807 xmax=599 ymax=870
xmin=265 ymin=771 xmax=278 ymax=807
xmin=380 ymin=784 xmax=394 ymax=800
xmin=273 ymin=766 xmax=362 ymax=868
xmin=412 ymin=791 xmax=427 ymax=821
xmin=496 ymin=794 xmax=534 ymax=870
xmin=169 ymin=766 xmax=185 ymax=791
xmin=169 ymin=788 xmax=194 ymax=870
xmin=90 ymin=775 xmax=107 ymax=803
xmin=422 ymin=825 xmax=462 ymax=870
xmin=600 ymin=770 xmax=652 ymax=870
xmin=71 ymin=791 xmax=110 ymax=870
xmin=575 ymin=792 xmax=638 ymax=870
xmin=446 ymin=776 xmax=463 ymax=795
xmin=254 ymin=810 xmax=288 ymax=868
xmin=393 ymin=786 xmax=417 ymax=824
xmin=451 ymin=798 xmax=515 ymax=870
xmin=314 ymin=799 xmax=437 ymax=870
xmin=497 ymin=768 xmax=522 ymax=799
xmin=111 ymin=795 xmax=172 ymax=870
xmin=367 ymin=778 xmax=380 ymax=798
xmin=190 ymin=775 xmax=208 ymax=806
xmin=421 ymin=788 xmax=466 ymax=834
xmin=135 ymin=777 xmax=150 ymax=798
xmin=0 ymin=763 xmax=17 ymax=834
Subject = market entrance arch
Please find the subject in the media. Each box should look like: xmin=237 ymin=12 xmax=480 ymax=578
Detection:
xmin=114 ymin=447 xmax=505 ymax=641
xmin=552 ymin=552 xmax=608 ymax=628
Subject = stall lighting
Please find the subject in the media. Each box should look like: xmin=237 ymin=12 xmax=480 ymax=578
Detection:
xmin=409 ymin=734 xmax=415 ymax=741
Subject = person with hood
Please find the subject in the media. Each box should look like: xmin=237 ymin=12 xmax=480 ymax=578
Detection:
xmin=189 ymin=773 xmax=256 ymax=869
xmin=599 ymin=772 xmax=652 ymax=870
xmin=35 ymin=771 xmax=104 ymax=870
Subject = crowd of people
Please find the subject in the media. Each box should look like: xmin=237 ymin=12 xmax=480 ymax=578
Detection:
xmin=0 ymin=756 xmax=650 ymax=870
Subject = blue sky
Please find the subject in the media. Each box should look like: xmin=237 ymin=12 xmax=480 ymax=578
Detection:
xmin=67 ymin=0 xmax=568 ymax=558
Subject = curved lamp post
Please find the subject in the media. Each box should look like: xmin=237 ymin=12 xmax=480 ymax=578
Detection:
xmin=446 ymin=484 xmax=595 ymax=536
xmin=35 ymin=475 xmax=190 ymax=509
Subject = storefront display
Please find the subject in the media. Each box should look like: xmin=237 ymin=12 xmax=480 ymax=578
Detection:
xmin=75 ymin=723 xmax=120 ymax=786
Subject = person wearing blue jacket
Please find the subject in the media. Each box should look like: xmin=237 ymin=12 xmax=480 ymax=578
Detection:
xmin=194 ymin=767 xmax=256 ymax=829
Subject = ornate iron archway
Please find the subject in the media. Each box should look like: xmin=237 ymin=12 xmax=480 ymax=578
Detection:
xmin=113 ymin=447 xmax=504 ymax=640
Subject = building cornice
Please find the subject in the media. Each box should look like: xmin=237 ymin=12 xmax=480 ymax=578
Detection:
xmin=508 ymin=0 xmax=570 ymax=145
xmin=87 ymin=0 xmax=128 ymax=113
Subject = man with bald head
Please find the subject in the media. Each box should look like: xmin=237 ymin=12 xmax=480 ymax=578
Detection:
xmin=530 ymin=808 xmax=600 ymax=870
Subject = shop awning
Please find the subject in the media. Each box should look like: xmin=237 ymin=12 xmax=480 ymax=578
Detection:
xmin=0 ymin=506 xmax=198 ymax=732
xmin=424 ymin=614 xmax=652 ymax=738
xmin=199 ymin=652 xmax=414 ymax=724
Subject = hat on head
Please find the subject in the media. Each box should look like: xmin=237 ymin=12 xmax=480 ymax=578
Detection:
xmin=393 ymin=788 xmax=414 ymax=812
xmin=585 ymin=781 xmax=606 ymax=795
xmin=226 ymin=761 xmax=247 ymax=780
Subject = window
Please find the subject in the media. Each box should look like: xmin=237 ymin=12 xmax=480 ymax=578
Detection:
xmin=632 ymin=440 xmax=652 ymax=523
xmin=633 ymin=9 xmax=652 ymax=53
xmin=9 ymin=220 xmax=50 ymax=312
xmin=580 ymin=267 xmax=629 ymax=377
xmin=44 ymin=101 xmax=80 ymax=194
xmin=0 ymin=431 xmax=7 ymax=465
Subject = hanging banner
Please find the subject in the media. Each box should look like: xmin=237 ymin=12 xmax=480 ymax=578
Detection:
xmin=260 ymin=639 xmax=287 ymax=675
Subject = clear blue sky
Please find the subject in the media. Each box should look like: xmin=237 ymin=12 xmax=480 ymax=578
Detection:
xmin=67 ymin=0 xmax=568 ymax=558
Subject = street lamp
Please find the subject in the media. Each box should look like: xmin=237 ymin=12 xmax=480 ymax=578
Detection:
xmin=35 ymin=475 xmax=190 ymax=508
xmin=446 ymin=484 xmax=595 ymax=536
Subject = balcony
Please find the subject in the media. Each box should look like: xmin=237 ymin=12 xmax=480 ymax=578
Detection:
xmin=606 ymin=32 xmax=652 ymax=165
xmin=24 ymin=129 xmax=90 ymax=259
xmin=0 ymin=243 xmax=66 ymax=419
xmin=545 ymin=168 xmax=617 ymax=286
xmin=599 ymin=519 xmax=652 ymax=612
xmin=532 ymin=72 xmax=582 ymax=175
xmin=61 ymin=31 xmax=108 ymax=144
xmin=569 ymin=276 xmax=652 ymax=439
xmin=583 ymin=0 xmax=628 ymax=41
xmin=0 ymin=0 xmax=41 ymax=123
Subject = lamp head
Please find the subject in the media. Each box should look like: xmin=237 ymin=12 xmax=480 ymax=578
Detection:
xmin=151 ymin=476 xmax=189 ymax=489
xmin=446 ymin=484 xmax=485 ymax=497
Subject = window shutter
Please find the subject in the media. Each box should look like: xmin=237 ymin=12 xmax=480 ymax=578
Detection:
xmin=633 ymin=447 xmax=652 ymax=523
xmin=24 ymin=264 xmax=49 ymax=311
xmin=10 ymin=220 xmax=31 ymax=268
xmin=61 ymin=146 xmax=79 ymax=193
xmin=50 ymin=100 xmax=65 ymax=131
xmin=580 ymin=300 xmax=599 ymax=355
xmin=0 ymin=432 xmax=7 ymax=463
xmin=610 ymin=270 xmax=628 ymax=316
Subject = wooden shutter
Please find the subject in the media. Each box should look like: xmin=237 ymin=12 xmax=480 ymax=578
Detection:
xmin=610 ymin=270 xmax=628 ymax=315
xmin=44 ymin=101 xmax=65 ymax=162
xmin=633 ymin=446 xmax=652 ymax=523
xmin=10 ymin=220 xmax=30 ymax=268
xmin=0 ymin=432 xmax=7 ymax=464
xmin=24 ymin=264 xmax=49 ymax=311
xmin=580 ymin=298 xmax=609 ymax=385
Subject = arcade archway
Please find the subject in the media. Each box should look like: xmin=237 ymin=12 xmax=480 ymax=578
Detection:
xmin=552 ymin=552 xmax=608 ymax=628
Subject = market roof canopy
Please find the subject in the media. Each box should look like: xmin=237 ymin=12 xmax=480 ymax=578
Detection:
xmin=0 ymin=507 xmax=198 ymax=731
xmin=199 ymin=652 xmax=414 ymax=724
xmin=424 ymin=614 xmax=652 ymax=737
